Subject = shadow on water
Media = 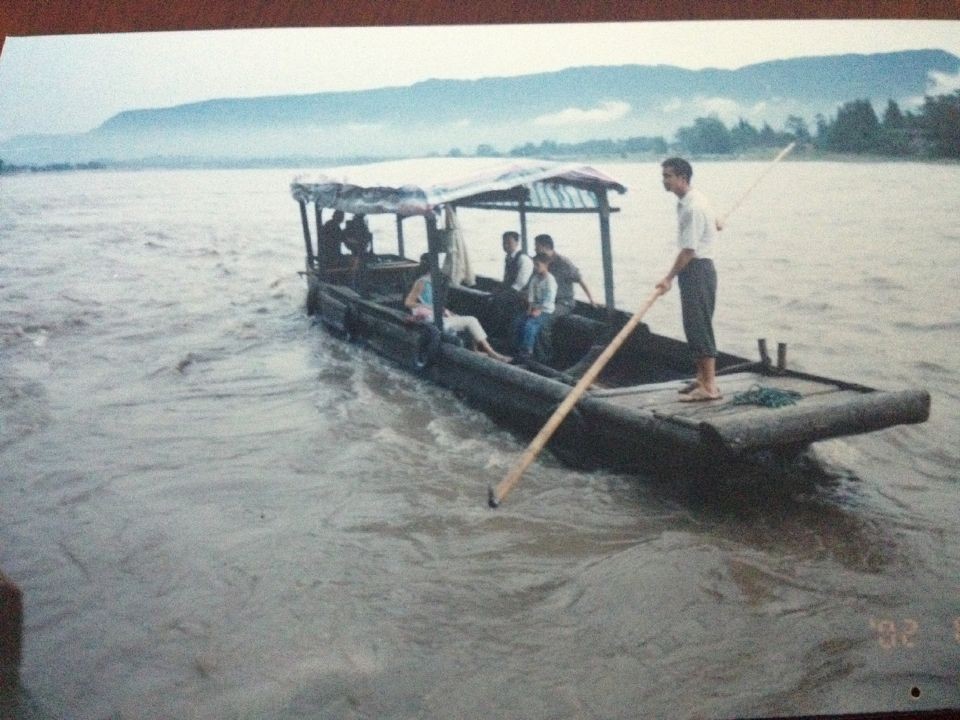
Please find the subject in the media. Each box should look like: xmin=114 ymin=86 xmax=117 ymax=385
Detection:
xmin=594 ymin=446 xmax=904 ymax=577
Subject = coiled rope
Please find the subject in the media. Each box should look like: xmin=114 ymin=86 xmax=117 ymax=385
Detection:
xmin=731 ymin=384 xmax=802 ymax=408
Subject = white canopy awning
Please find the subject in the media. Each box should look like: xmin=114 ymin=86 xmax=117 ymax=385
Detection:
xmin=291 ymin=157 xmax=627 ymax=216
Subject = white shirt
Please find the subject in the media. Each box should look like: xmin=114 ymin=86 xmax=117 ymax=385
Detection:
xmin=510 ymin=250 xmax=534 ymax=291
xmin=677 ymin=188 xmax=718 ymax=259
xmin=528 ymin=272 xmax=557 ymax=314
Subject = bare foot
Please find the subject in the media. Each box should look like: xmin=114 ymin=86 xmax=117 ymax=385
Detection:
xmin=678 ymin=387 xmax=723 ymax=402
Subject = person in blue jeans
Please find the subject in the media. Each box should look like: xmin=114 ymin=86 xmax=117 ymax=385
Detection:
xmin=513 ymin=254 xmax=557 ymax=362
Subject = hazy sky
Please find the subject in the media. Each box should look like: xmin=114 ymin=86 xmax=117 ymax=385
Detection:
xmin=1 ymin=18 xmax=959 ymax=141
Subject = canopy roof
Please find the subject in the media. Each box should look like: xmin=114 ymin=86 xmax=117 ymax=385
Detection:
xmin=291 ymin=157 xmax=627 ymax=217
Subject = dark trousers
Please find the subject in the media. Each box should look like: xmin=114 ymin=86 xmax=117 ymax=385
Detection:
xmin=677 ymin=258 xmax=717 ymax=358
xmin=513 ymin=312 xmax=552 ymax=355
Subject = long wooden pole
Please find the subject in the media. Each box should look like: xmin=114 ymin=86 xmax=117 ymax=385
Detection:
xmin=716 ymin=141 xmax=796 ymax=229
xmin=488 ymin=288 xmax=663 ymax=508
xmin=489 ymin=143 xmax=796 ymax=507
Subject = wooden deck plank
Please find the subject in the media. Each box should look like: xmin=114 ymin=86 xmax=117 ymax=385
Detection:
xmin=699 ymin=388 xmax=930 ymax=452
xmin=600 ymin=372 xmax=849 ymax=418
xmin=690 ymin=388 xmax=871 ymax=425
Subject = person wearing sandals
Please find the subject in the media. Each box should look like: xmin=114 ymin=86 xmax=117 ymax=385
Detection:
xmin=655 ymin=157 xmax=722 ymax=402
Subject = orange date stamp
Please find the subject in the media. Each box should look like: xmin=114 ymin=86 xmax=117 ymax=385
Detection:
xmin=868 ymin=617 xmax=960 ymax=650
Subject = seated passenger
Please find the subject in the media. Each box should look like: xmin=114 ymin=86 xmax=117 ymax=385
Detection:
xmin=318 ymin=210 xmax=347 ymax=266
xmin=344 ymin=214 xmax=373 ymax=256
xmin=404 ymin=254 xmax=511 ymax=363
xmin=533 ymin=233 xmax=596 ymax=316
xmin=512 ymin=253 xmax=557 ymax=363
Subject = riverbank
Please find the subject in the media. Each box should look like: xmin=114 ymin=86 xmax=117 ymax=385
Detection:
xmin=3 ymin=147 xmax=959 ymax=175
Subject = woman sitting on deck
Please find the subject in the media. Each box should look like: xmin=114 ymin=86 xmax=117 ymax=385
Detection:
xmin=404 ymin=255 xmax=511 ymax=363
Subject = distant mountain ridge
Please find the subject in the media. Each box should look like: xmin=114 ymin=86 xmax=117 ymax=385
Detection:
xmin=3 ymin=49 xmax=958 ymax=165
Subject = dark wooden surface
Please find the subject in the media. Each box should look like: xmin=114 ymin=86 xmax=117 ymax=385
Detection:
xmin=593 ymin=370 xmax=929 ymax=451
xmin=600 ymin=371 xmax=848 ymax=416
xmin=0 ymin=570 xmax=22 ymax=690
xmin=3 ymin=2 xmax=959 ymax=54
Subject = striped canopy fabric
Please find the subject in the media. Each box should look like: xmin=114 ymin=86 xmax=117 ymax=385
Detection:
xmin=291 ymin=157 xmax=627 ymax=216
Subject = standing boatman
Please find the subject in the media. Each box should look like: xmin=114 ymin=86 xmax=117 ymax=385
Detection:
xmin=655 ymin=157 xmax=722 ymax=402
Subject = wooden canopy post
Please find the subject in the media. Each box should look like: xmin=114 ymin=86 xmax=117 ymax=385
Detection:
xmin=597 ymin=189 xmax=616 ymax=316
xmin=519 ymin=197 xmax=529 ymax=254
xmin=396 ymin=215 xmax=406 ymax=258
xmin=314 ymin=205 xmax=328 ymax=276
xmin=425 ymin=213 xmax=445 ymax=332
xmin=298 ymin=199 xmax=314 ymax=271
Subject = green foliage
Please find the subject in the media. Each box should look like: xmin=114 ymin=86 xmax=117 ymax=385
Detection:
xmin=882 ymin=100 xmax=905 ymax=128
xmin=785 ymin=116 xmax=810 ymax=143
xmin=823 ymin=99 xmax=881 ymax=153
xmin=676 ymin=116 xmax=732 ymax=154
xmin=667 ymin=91 xmax=959 ymax=160
xmin=921 ymin=90 xmax=960 ymax=158
xmin=730 ymin=119 xmax=760 ymax=151
xmin=0 ymin=159 xmax=107 ymax=174
xmin=502 ymin=91 xmax=958 ymax=159
xmin=508 ymin=135 xmax=666 ymax=158
xmin=676 ymin=116 xmax=793 ymax=154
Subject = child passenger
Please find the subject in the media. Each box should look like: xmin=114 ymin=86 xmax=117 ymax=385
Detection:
xmin=512 ymin=253 xmax=557 ymax=362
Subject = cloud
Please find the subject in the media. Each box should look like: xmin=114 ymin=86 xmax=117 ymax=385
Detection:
xmin=694 ymin=97 xmax=742 ymax=120
xmin=661 ymin=98 xmax=683 ymax=113
xmin=659 ymin=96 xmax=772 ymax=124
xmin=902 ymin=70 xmax=960 ymax=109
xmin=532 ymin=100 xmax=631 ymax=126
xmin=926 ymin=70 xmax=960 ymax=95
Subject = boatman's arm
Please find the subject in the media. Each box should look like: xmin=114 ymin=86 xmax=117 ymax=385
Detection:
xmin=568 ymin=260 xmax=597 ymax=307
xmin=578 ymin=279 xmax=597 ymax=307
xmin=655 ymin=248 xmax=696 ymax=294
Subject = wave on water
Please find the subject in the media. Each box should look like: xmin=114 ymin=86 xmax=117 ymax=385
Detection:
xmin=863 ymin=275 xmax=907 ymax=291
xmin=913 ymin=359 xmax=954 ymax=374
xmin=0 ymin=311 xmax=102 ymax=349
xmin=0 ymin=374 xmax=51 ymax=451
xmin=893 ymin=319 xmax=960 ymax=332
xmin=784 ymin=298 xmax=835 ymax=313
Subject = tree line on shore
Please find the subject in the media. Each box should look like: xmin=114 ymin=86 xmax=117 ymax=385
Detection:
xmin=500 ymin=90 xmax=960 ymax=160
xmin=0 ymin=159 xmax=107 ymax=174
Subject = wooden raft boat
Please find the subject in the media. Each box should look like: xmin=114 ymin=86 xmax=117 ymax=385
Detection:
xmin=291 ymin=158 xmax=930 ymax=474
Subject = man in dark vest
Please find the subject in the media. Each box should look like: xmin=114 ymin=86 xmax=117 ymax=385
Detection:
xmin=501 ymin=230 xmax=533 ymax=292
xmin=489 ymin=231 xmax=533 ymax=337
